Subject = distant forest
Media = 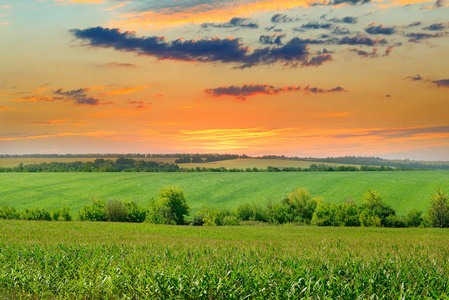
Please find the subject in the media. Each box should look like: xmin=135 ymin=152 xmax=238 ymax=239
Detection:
xmin=1 ymin=153 xmax=448 ymax=170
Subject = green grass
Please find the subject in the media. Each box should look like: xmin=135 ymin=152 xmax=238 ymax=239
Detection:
xmin=1 ymin=220 xmax=449 ymax=299
xmin=1 ymin=171 xmax=448 ymax=215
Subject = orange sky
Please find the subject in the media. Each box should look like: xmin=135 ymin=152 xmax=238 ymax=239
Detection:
xmin=0 ymin=0 xmax=448 ymax=159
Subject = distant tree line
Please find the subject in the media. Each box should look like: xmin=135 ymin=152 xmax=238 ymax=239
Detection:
xmin=2 ymin=153 xmax=446 ymax=169
xmin=2 ymin=187 xmax=449 ymax=229
xmin=0 ymin=158 xmax=428 ymax=173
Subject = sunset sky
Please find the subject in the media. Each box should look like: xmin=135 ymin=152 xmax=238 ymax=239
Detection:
xmin=0 ymin=0 xmax=448 ymax=160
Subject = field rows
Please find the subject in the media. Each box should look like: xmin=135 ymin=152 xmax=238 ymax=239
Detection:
xmin=1 ymin=220 xmax=449 ymax=299
xmin=1 ymin=171 xmax=448 ymax=215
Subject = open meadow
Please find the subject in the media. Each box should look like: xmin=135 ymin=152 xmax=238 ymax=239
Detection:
xmin=1 ymin=220 xmax=448 ymax=299
xmin=1 ymin=171 xmax=448 ymax=215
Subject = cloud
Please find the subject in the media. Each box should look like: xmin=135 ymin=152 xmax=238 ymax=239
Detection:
xmin=259 ymin=34 xmax=285 ymax=45
xmin=406 ymin=74 xmax=423 ymax=81
xmin=205 ymin=83 xmax=345 ymax=100
xmin=406 ymin=32 xmax=445 ymax=42
xmin=12 ymin=95 xmax=63 ymax=102
xmin=54 ymin=0 xmax=104 ymax=4
xmin=423 ymin=23 xmax=448 ymax=31
xmin=304 ymin=85 xmax=346 ymax=93
xmin=348 ymin=47 xmax=378 ymax=58
xmin=0 ymin=106 xmax=9 ymax=110
xmin=383 ymin=46 xmax=394 ymax=56
xmin=205 ymin=83 xmax=301 ymax=100
xmin=72 ymin=27 xmax=328 ymax=68
xmin=407 ymin=21 xmax=421 ymax=27
xmin=328 ymin=16 xmax=358 ymax=24
xmin=301 ymin=22 xmax=333 ymax=30
xmin=128 ymin=100 xmax=151 ymax=109
xmin=201 ymin=17 xmax=258 ymax=29
xmin=302 ymin=54 xmax=332 ymax=66
xmin=365 ymin=24 xmax=396 ymax=35
xmin=54 ymin=88 xmax=103 ymax=105
xmin=336 ymin=34 xmax=387 ymax=46
xmin=86 ymin=109 xmax=147 ymax=118
xmin=271 ymin=13 xmax=295 ymax=23
xmin=432 ymin=79 xmax=449 ymax=87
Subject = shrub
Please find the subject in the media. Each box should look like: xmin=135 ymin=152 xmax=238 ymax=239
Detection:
xmin=383 ymin=215 xmax=407 ymax=228
xmin=22 ymin=207 xmax=51 ymax=221
xmin=281 ymin=188 xmax=320 ymax=224
xmin=359 ymin=190 xmax=396 ymax=227
xmin=427 ymin=188 xmax=449 ymax=228
xmin=223 ymin=215 xmax=240 ymax=226
xmin=105 ymin=199 xmax=128 ymax=222
xmin=0 ymin=205 xmax=20 ymax=219
xmin=146 ymin=187 xmax=190 ymax=225
xmin=404 ymin=209 xmax=423 ymax=227
xmin=78 ymin=196 xmax=106 ymax=221
xmin=125 ymin=201 xmax=147 ymax=223
xmin=312 ymin=203 xmax=344 ymax=226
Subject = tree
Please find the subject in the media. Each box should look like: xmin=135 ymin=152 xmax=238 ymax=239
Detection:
xmin=428 ymin=188 xmax=449 ymax=228
xmin=105 ymin=199 xmax=128 ymax=222
xmin=147 ymin=186 xmax=190 ymax=225
xmin=359 ymin=190 xmax=395 ymax=227
xmin=281 ymin=188 xmax=320 ymax=224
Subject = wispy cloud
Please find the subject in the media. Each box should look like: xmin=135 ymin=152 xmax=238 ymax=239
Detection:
xmin=104 ymin=85 xmax=149 ymax=95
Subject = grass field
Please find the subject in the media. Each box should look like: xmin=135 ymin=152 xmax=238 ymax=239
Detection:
xmin=1 ymin=171 xmax=448 ymax=216
xmin=1 ymin=220 xmax=448 ymax=299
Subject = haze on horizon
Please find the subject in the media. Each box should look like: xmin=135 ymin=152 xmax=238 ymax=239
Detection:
xmin=0 ymin=0 xmax=448 ymax=161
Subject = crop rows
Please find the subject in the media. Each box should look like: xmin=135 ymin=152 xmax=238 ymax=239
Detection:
xmin=1 ymin=220 xmax=449 ymax=299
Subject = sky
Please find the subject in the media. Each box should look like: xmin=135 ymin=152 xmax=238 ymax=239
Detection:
xmin=0 ymin=0 xmax=448 ymax=160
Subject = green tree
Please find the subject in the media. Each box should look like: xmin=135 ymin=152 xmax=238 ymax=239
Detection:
xmin=105 ymin=199 xmax=128 ymax=222
xmin=428 ymin=188 xmax=449 ymax=228
xmin=359 ymin=190 xmax=395 ymax=227
xmin=281 ymin=188 xmax=320 ymax=224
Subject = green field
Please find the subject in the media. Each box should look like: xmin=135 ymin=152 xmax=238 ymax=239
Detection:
xmin=1 ymin=220 xmax=448 ymax=299
xmin=1 ymin=171 xmax=448 ymax=215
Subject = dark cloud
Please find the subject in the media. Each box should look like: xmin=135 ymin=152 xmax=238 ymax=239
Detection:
xmin=54 ymin=88 xmax=87 ymax=97
xmin=332 ymin=26 xmax=351 ymax=35
xmin=302 ymin=54 xmax=332 ymax=66
xmin=259 ymin=34 xmax=285 ymax=45
xmin=423 ymin=23 xmax=447 ymax=31
xmin=348 ymin=47 xmax=378 ymax=58
xmin=406 ymin=32 xmax=444 ymax=42
xmin=365 ymin=24 xmax=396 ymax=35
xmin=271 ymin=13 xmax=294 ymax=23
xmin=54 ymin=88 xmax=101 ymax=105
xmin=406 ymin=74 xmax=423 ymax=81
xmin=301 ymin=22 xmax=333 ymax=30
xmin=336 ymin=35 xmax=387 ymax=46
xmin=304 ymin=85 xmax=346 ymax=93
xmin=407 ymin=21 xmax=421 ymax=27
xmin=72 ymin=27 xmax=325 ymax=69
xmin=201 ymin=17 xmax=258 ymax=29
xmin=205 ymin=84 xmax=301 ymax=100
xmin=383 ymin=46 xmax=394 ymax=56
xmin=329 ymin=16 xmax=358 ymax=24
xmin=432 ymin=79 xmax=449 ymax=87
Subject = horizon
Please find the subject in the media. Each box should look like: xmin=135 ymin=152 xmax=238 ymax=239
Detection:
xmin=1 ymin=0 xmax=448 ymax=160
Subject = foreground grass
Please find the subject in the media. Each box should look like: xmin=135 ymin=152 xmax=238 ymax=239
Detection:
xmin=1 ymin=220 xmax=449 ymax=299
xmin=1 ymin=171 xmax=448 ymax=215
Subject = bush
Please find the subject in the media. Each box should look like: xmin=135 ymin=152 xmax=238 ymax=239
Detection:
xmin=359 ymin=190 xmax=396 ymax=227
xmin=22 ymin=207 xmax=51 ymax=221
xmin=78 ymin=196 xmax=106 ymax=221
xmin=223 ymin=215 xmax=240 ymax=226
xmin=0 ymin=205 xmax=21 ymax=219
xmin=312 ymin=203 xmax=343 ymax=226
xmin=125 ymin=201 xmax=147 ymax=223
xmin=427 ymin=188 xmax=449 ymax=228
xmin=146 ymin=187 xmax=190 ymax=225
xmin=198 ymin=207 xmax=232 ymax=226
xmin=266 ymin=201 xmax=290 ymax=225
xmin=383 ymin=215 xmax=407 ymax=228
xmin=50 ymin=206 xmax=72 ymax=221
xmin=404 ymin=209 xmax=423 ymax=227
xmin=105 ymin=199 xmax=128 ymax=222
xmin=281 ymin=188 xmax=320 ymax=224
